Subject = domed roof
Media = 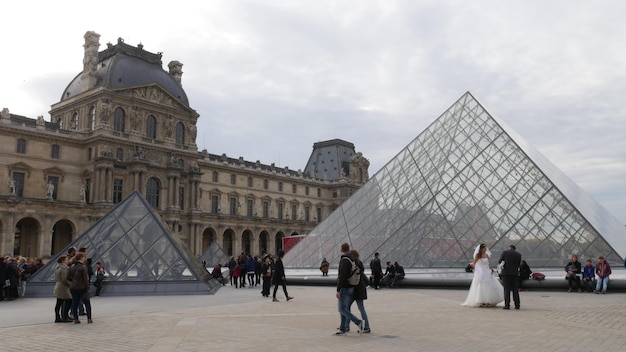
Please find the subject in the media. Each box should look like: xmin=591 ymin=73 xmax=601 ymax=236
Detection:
xmin=61 ymin=39 xmax=189 ymax=106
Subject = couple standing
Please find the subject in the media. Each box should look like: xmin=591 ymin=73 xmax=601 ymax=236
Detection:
xmin=462 ymin=244 xmax=521 ymax=310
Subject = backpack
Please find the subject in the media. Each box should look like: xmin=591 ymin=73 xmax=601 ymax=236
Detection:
xmin=342 ymin=257 xmax=361 ymax=286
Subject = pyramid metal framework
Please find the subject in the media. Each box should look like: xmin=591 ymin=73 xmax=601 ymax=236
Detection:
xmin=28 ymin=191 xmax=221 ymax=296
xmin=199 ymin=241 xmax=231 ymax=272
xmin=284 ymin=92 xmax=626 ymax=269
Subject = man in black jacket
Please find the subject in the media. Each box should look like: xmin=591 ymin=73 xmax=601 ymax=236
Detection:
xmin=498 ymin=245 xmax=522 ymax=310
xmin=336 ymin=242 xmax=364 ymax=335
xmin=369 ymin=252 xmax=382 ymax=289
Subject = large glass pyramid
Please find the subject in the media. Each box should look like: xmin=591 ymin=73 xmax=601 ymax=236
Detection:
xmin=28 ymin=191 xmax=221 ymax=296
xmin=285 ymin=92 xmax=626 ymax=269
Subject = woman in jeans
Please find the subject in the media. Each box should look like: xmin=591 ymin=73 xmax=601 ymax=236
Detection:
xmin=68 ymin=253 xmax=92 ymax=324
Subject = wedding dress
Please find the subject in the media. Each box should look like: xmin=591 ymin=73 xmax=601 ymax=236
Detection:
xmin=461 ymin=257 xmax=504 ymax=307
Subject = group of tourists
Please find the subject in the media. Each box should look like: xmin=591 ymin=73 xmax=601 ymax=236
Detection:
xmin=564 ymin=254 xmax=612 ymax=294
xmin=0 ymin=255 xmax=43 ymax=301
xmin=213 ymin=250 xmax=293 ymax=302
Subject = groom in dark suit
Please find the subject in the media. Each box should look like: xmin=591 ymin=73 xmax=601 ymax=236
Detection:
xmin=499 ymin=245 xmax=522 ymax=310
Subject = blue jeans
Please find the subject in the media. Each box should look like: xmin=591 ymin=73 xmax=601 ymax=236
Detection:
xmin=70 ymin=289 xmax=92 ymax=320
xmin=596 ymin=276 xmax=609 ymax=292
xmin=350 ymin=299 xmax=370 ymax=330
xmin=338 ymin=288 xmax=360 ymax=331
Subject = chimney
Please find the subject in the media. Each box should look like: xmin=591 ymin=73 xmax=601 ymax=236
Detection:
xmin=81 ymin=31 xmax=101 ymax=92
xmin=168 ymin=60 xmax=183 ymax=86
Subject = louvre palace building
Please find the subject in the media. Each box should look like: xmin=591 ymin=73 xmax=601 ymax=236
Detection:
xmin=0 ymin=31 xmax=370 ymax=260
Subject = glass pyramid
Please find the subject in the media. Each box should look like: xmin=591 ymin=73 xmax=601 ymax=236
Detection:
xmin=199 ymin=241 xmax=231 ymax=273
xmin=284 ymin=92 xmax=626 ymax=269
xmin=28 ymin=191 xmax=221 ymax=296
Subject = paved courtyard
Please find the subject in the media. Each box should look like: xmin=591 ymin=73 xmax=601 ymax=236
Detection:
xmin=1 ymin=284 xmax=625 ymax=352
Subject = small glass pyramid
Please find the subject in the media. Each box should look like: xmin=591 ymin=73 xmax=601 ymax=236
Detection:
xmin=28 ymin=191 xmax=221 ymax=296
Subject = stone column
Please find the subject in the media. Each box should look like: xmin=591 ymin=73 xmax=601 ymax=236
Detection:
xmin=40 ymin=213 xmax=54 ymax=257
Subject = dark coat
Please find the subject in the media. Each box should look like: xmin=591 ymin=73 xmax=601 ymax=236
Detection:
xmin=352 ymin=259 xmax=367 ymax=300
xmin=336 ymin=253 xmax=355 ymax=291
xmin=6 ymin=262 xmax=19 ymax=288
xmin=499 ymin=249 xmax=522 ymax=276
xmin=272 ymin=257 xmax=286 ymax=284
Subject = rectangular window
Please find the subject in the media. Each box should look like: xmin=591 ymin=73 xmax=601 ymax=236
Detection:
xmin=12 ymin=172 xmax=25 ymax=197
xmin=87 ymin=147 xmax=92 ymax=161
xmin=278 ymin=203 xmax=284 ymax=219
xmin=263 ymin=179 xmax=268 ymax=190
xmin=47 ymin=176 xmax=59 ymax=200
xmin=16 ymin=138 xmax=26 ymax=154
xmin=291 ymin=204 xmax=297 ymax=220
xmin=278 ymin=182 xmax=283 ymax=192
xmin=317 ymin=188 xmax=321 ymax=197
xmin=316 ymin=207 xmax=322 ymax=222
xmin=51 ymin=145 xmax=60 ymax=159
xmin=248 ymin=176 xmax=253 ymax=187
xmin=230 ymin=174 xmax=236 ymax=185
xmin=212 ymin=171 xmax=218 ymax=182
xmin=292 ymin=184 xmax=296 ymax=194
xmin=230 ymin=197 xmax=237 ymax=215
xmin=179 ymin=187 xmax=185 ymax=210
xmin=113 ymin=179 xmax=123 ymax=203
xmin=247 ymin=199 xmax=254 ymax=217
xmin=211 ymin=195 xmax=219 ymax=214
xmin=333 ymin=190 xmax=338 ymax=198
xmin=304 ymin=206 xmax=310 ymax=222
xmin=262 ymin=201 xmax=269 ymax=218
xmin=116 ymin=148 xmax=124 ymax=161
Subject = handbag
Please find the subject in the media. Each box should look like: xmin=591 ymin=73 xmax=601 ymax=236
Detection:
xmin=497 ymin=261 xmax=505 ymax=275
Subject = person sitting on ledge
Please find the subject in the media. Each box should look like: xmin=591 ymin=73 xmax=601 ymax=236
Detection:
xmin=564 ymin=254 xmax=583 ymax=293
xmin=582 ymin=259 xmax=596 ymax=292
xmin=391 ymin=262 xmax=405 ymax=288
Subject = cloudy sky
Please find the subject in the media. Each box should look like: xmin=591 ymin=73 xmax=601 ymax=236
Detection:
xmin=2 ymin=1 xmax=625 ymax=224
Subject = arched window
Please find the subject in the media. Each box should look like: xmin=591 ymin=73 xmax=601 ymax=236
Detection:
xmin=175 ymin=122 xmax=185 ymax=145
xmin=114 ymin=107 xmax=125 ymax=132
xmin=146 ymin=115 xmax=157 ymax=139
xmin=88 ymin=106 xmax=96 ymax=131
xmin=146 ymin=177 xmax=160 ymax=208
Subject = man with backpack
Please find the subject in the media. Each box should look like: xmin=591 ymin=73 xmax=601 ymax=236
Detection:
xmin=335 ymin=242 xmax=364 ymax=335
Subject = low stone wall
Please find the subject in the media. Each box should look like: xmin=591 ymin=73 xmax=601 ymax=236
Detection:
xmin=286 ymin=275 xmax=626 ymax=292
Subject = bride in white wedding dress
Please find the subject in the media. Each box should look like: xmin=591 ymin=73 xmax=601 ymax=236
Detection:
xmin=462 ymin=243 xmax=504 ymax=307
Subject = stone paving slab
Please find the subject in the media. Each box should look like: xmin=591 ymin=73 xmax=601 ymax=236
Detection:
xmin=1 ymin=285 xmax=625 ymax=351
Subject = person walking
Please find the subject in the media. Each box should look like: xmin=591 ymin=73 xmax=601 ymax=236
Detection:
xmin=272 ymin=250 xmax=293 ymax=302
xmin=350 ymin=250 xmax=370 ymax=333
xmin=94 ymin=262 xmax=106 ymax=296
xmin=498 ymin=244 xmax=522 ymax=310
xmin=335 ymin=242 xmax=364 ymax=335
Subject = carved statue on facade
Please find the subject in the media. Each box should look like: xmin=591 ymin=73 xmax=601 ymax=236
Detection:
xmin=130 ymin=107 xmax=140 ymax=130
xmin=8 ymin=178 xmax=16 ymax=196
xmin=80 ymin=185 xmax=86 ymax=203
xmin=164 ymin=115 xmax=174 ymax=138
xmin=46 ymin=181 xmax=55 ymax=199
xmin=100 ymin=101 xmax=111 ymax=124
xmin=37 ymin=115 xmax=45 ymax=125
xmin=189 ymin=124 xmax=197 ymax=142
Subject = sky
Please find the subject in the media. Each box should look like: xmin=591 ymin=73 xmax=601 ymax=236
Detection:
xmin=1 ymin=1 xmax=625 ymax=225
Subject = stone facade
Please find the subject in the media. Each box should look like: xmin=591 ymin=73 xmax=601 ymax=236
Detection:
xmin=0 ymin=32 xmax=368 ymax=259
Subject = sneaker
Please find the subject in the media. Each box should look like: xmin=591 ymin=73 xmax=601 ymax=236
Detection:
xmin=567 ymin=289 xmax=572 ymax=293
xmin=272 ymin=298 xmax=279 ymax=302
xmin=286 ymin=296 xmax=294 ymax=301
xmin=335 ymin=330 xmax=346 ymax=335
xmin=357 ymin=320 xmax=364 ymax=334
xmin=362 ymin=328 xmax=371 ymax=334
xmin=594 ymin=290 xmax=600 ymax=294
xmin=337 ymin=327 xmax=350 ymax=332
